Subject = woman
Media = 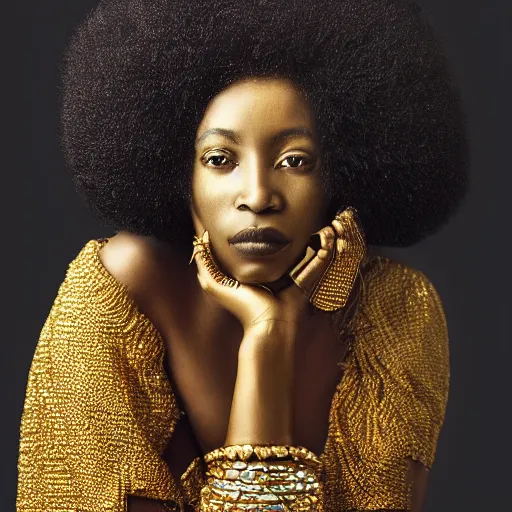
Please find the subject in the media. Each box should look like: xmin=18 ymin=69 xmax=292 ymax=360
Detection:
xmin=17 ymin=0 xmax=468 ymax=511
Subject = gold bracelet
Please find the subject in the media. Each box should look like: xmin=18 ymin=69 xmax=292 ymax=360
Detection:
xmin=199 ymin=445 xmax=325 ymax=512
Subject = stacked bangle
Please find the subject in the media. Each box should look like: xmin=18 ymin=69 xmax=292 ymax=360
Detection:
xmin=199 ymin=445 xmax=325 ymax=511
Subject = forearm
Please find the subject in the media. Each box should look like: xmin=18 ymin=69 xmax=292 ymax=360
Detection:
xmin=224 ymin=321 xmax=296 ymax=446
xmin=200 ymin=324 xmax=324 ymax=511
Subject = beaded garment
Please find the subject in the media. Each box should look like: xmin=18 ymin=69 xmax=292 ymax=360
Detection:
xmin=17 ymin=238 xmax=449 ymax=511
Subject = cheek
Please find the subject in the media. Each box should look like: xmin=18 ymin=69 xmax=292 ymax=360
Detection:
xmin=289 ymin=182 xmax=327 ymax=226
xmin=192 ymin=172 xmax=229 ymax=228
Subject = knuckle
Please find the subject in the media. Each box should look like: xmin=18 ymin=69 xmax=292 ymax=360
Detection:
xmin=336 ymin=238 xmax=347 ymax=251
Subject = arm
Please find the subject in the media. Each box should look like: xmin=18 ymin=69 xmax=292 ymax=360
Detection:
xmin=191 ymin=232 xmax=332 ymax=511
xmin=402 ymin=269 xmax=449 ymax=512
xmin=351 ymin=260 xmax=448 ymax=511
xmin=408 ymin=459 xmax=429 ymax=512
xmin=224 ymin=322 xmax=296 ymax=446
xmin=221 ymin=286 xmax=434 ymax=512
xmin=222 ymin=288 xmax=439 ymax=512
xmin=17 ymin=239 xmax=183 ymax=511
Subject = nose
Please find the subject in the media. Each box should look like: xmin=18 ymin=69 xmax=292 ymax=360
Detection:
xmin=234 ymin=156 xmax=283 ymax=213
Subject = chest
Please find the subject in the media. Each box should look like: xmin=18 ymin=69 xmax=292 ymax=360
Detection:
xmin=142 ymin=272 xmax=347 ymax=479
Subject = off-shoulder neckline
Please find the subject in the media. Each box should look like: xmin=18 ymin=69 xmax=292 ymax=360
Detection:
xmin=84 ymin=236 xmax=382 ymax=461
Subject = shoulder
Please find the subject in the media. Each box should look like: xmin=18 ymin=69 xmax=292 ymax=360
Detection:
xmin=98 ymin=231 xmax=155 ymax=299
xmin=362 ymin=253 xmax=435 ymax=291
xmin=97 ymin=231 xmax=190 ymax=318
xmin=46 ymin=233 xmax=161 ymax=330
xmin=357 ymin=254 xmax=449 ymax=365
xmin=98 ymin=231 xmax=175 ymax=301
xmin=361 ymin=255 xmax=445 ymax=321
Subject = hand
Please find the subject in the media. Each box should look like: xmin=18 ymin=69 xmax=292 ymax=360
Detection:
xmin=191 ymin=224 xmax=339 ymax=336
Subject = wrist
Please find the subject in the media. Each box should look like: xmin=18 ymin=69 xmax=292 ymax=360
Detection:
xmin=239 ymin=320 xmax=297 ymax=359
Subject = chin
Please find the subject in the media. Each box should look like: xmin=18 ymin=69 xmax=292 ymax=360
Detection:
xmin=232 ymin=262 xmax=289 ymax=285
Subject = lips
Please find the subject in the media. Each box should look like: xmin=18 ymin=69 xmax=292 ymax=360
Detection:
xmin=229 ymin=227 xmax=290 ymax=244
xmin=229 ymin=227 xmax=290 ymax=257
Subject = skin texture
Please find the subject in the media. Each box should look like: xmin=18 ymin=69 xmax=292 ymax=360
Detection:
xmin=189 ymin=77 xmax=339 ymax=449
xmin=104 ymin=78 xmax=430 ymax=511
xmin=191 ymin=77 xmax=330 ymax=285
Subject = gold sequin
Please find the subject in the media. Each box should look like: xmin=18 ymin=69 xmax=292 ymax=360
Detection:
xmin=17 ymin=239 xmax=449 ymax=511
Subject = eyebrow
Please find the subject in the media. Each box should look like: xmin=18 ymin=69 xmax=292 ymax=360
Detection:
xmin=195 ymin=127 xmax=315 ymax=146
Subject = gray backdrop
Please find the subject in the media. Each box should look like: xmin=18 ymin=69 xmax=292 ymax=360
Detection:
xmin=3 ymin=0 xmax=510 ymax=510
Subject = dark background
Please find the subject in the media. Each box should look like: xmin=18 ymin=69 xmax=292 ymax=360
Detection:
xmin=3 ymin=0 xmax=510 ymax=510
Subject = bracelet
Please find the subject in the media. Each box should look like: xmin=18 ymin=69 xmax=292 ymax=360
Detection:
xmin=199 ymin=445 xmax=325 ymax=511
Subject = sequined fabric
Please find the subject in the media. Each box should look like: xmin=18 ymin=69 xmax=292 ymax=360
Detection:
xmin=17 ymin=239 xmax=449 ymax=511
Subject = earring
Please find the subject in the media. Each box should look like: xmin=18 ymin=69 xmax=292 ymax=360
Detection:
xmin=291 ymin=207 xmax=366 ymax=312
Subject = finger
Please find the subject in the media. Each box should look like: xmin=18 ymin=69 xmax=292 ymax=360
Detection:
xmin=317 ymin=226 xmax=336 ymax=261
xmin=196 ymin=252 xmax=235 ymax=299
xmin=195 ymin=244 xmax=226 ymax=290
xmin=331 ymin=218 xmax=345 ymax=238
xmin=291 ymin=233 xmax=336 ymax=296
xmin=336 ymin=236 xmax=347 ymax=253
xmin=195 ymin=252 xmax=212 ymax=290
xmin=332 ymin=214 xmax=365 ymax=254
xmin=191 ymin=231 xmax=221 ymax=283
xmin=196 ymin=271 xmax=206 ymax=290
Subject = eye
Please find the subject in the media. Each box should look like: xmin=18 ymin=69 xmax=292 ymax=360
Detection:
xmin=201 ymin=152 xmax=237 ymax=168
xmin=278 ymin=155 xmax=312 ymax=169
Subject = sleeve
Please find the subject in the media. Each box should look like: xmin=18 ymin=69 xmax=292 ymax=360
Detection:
xmin=355 ymin=259 xmax=451 ymax=469
xmin=17 ymin=247 xmax=184 ymax=512
xmin=330 ymin=258 xmax=450 ymax=509
xmin=383 ymin=265 xmax=450 ymax=468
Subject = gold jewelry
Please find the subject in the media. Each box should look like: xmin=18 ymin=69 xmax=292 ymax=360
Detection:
xmin=189 ymin=230 xmax=241 ymax=289
xmin=189 ymin=206 xmax=366 ymax=309
xmin=199 ymin=444 xmax=325 ymax=511
xmin=189 ymin=230 xmax=277 ymax=295
xmin=304 ymin=207 xmax=366 ymax=312
xmin=203 ymin=444 xmax=322 ymax=464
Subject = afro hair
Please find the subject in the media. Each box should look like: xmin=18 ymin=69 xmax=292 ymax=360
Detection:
xmin=60 ymin=0 xmax=469 ymax=247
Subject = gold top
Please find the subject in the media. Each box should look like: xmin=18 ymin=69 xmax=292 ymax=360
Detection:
xmin=17 ymin=238 xmax=449 ymax=511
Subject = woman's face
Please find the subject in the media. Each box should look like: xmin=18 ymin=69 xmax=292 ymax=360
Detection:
xmin=191 ymin=77 xmax=328 ymax=285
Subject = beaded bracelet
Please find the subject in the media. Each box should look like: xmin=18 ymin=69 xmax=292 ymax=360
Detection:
xmin=199 ymin=445 xmax=325 ymax=512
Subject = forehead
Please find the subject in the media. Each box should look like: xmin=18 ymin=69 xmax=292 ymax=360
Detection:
xmin=197 ymin=78 xmax=316 ymax=136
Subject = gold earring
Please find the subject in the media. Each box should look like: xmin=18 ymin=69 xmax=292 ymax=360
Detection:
xmin=307 ymin=207 xmax=366 ymax=312
xmin=189 ymin=230 xmax=241 ymax=289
